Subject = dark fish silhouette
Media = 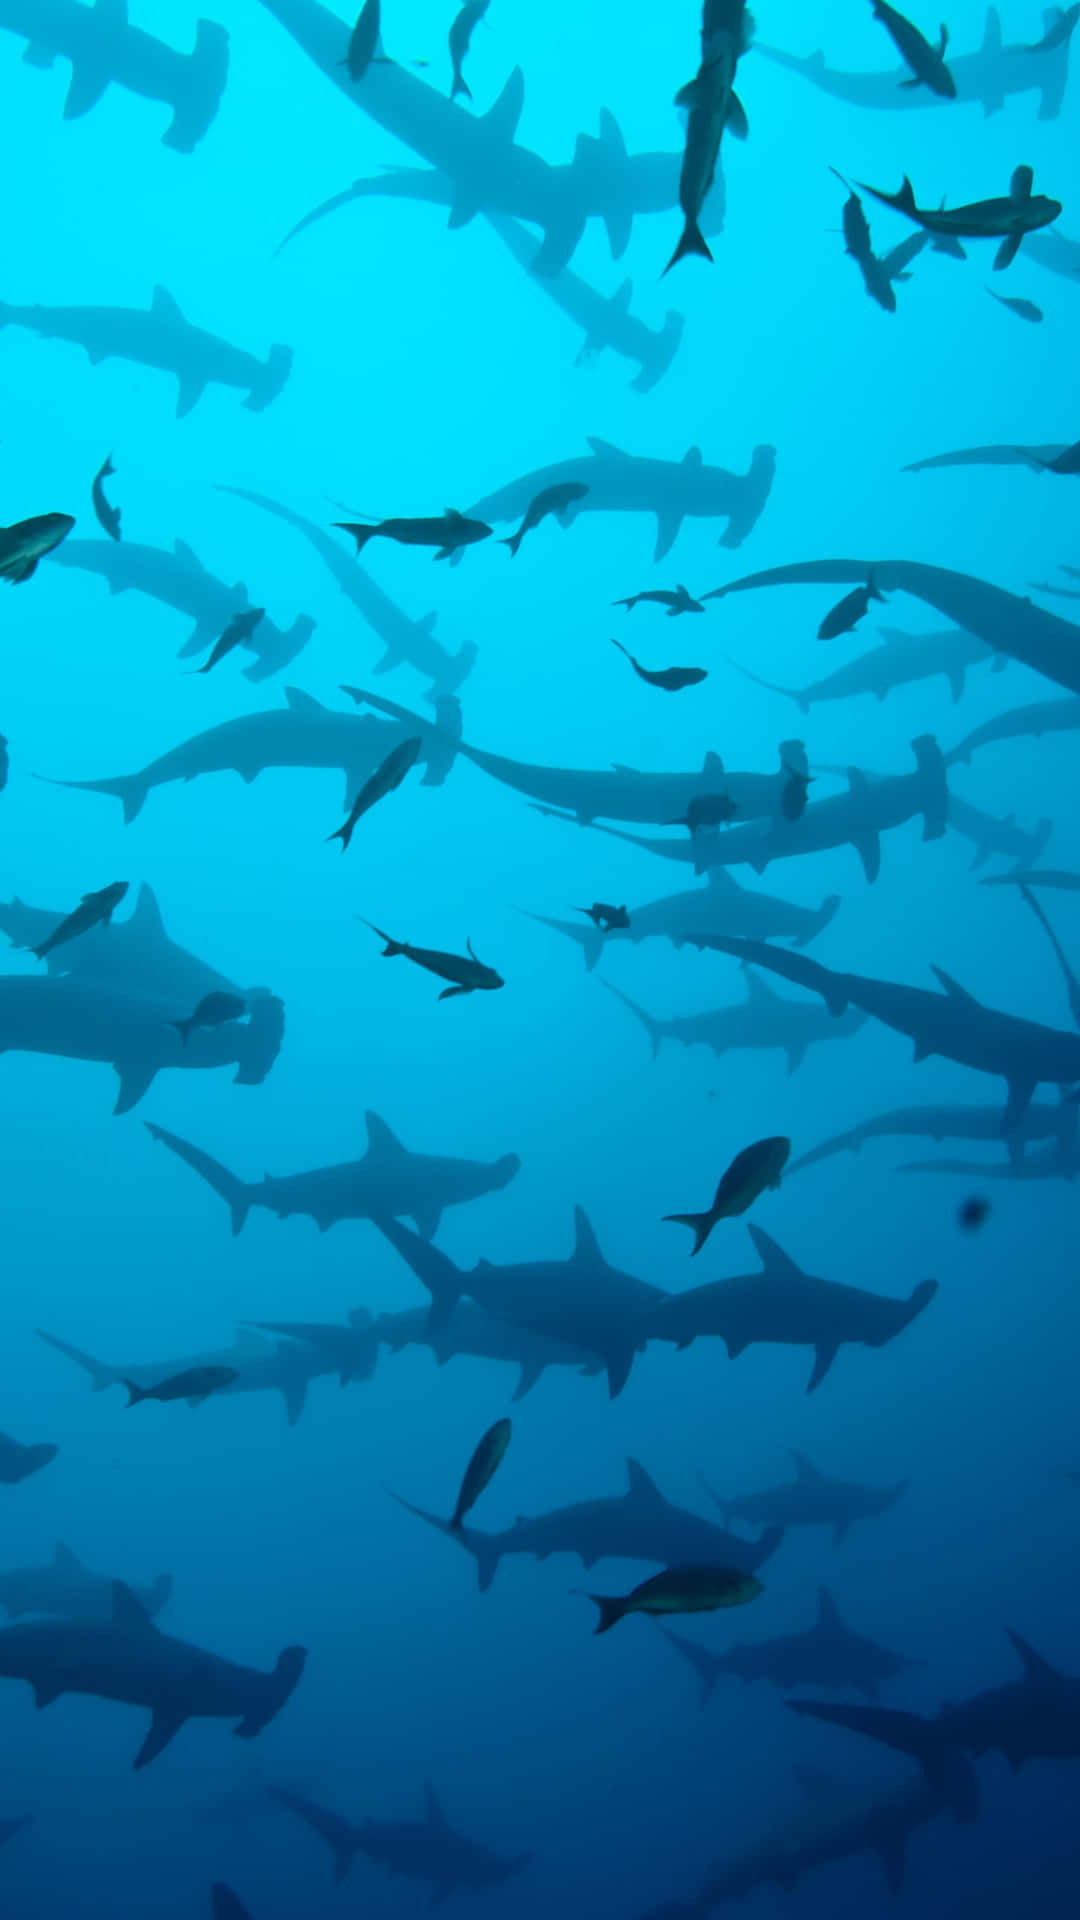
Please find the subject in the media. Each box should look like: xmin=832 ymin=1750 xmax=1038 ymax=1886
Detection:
xmin=195 ymin=608 xmax=266 ymax=675
xmin=818 ymin=577 xmax=886 ymax=639
xmin=610 ymin=639 xmax=707 ymax=691
xmin=337 ymin=510 xmax=492 ymax=561
xmin=500 ymin=481 xmax=588 ymax=557
xmin=123 ymin=1365 xmax=238 ymax=1408
xmin=870 ymin=1 xmax=956 ymax=96
xmin=666 ymin=1 xmax=752 ymax=272
xmin=361 ymin=922 xmax=504 ymax=999
xmin=781 ymin=762 xmax=813 ymax=820
xmin=327 ymin=736 xmax=421 ymax=851
xmin=0 ymin=511 xmax=75 ymax=583
xmin=675 ymin=792 xmax=738 ymax=833
xmin=664 ymin=1136 xmax=790 ymax=1254
xmin=345 ymin=0 xmax=380 ymax=80
xmin=958 ymin=1196 xmax=990 ymax=1230
xmin=584 ymin=1564 xmax=762 ymax=1635
xmin=451 ymin=1417 xmax=511 ymax=1530
xmin=0 ymin=1432 xmax=58 ymax=1484
xmin=614 ymin=584 xmax=704 ymax=616
xmin=986 ymin=284 xmax=1043 ymax=322
xmin=31 ymin=883 xmax=129 ymax=961
xmin=859 ymin=164 xmax=1062 ymax=269
xmin=577 ymin=903 xmax=630 ymax=932
xmin=91 ymin=455 xmax=121 ymax=541
xmin=449 ymin=0 xmax=489 ymax=100
xmin=171 ymin=991 xmax=247 ymax=1048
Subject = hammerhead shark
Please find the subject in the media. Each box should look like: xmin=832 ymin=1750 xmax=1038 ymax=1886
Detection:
xmin=703 ymin=1450 xmax=910 ymax=1545
xmin=905 ymin=439 xmax=1071 ymax=474
xmin=390 ymin=1456 xmax=783 ymax=1593
xmin=0 ymin=286 xmax=291 ymax=417
xmin=0 ymin=1580 xmax=305 ymax=1768
xmin=657 ymin=1586 xmax=917 ymax=1702
xmin=0 ymin=1545 xmax=173 ymax=1625
xmin=269 ymin=1782 xmax=529 ymax=1898
xmin=603 ymin=971 xmax=867 ymax=1074
xmin=375 ymin=1212 xmax=663 ymax=1399
xmin=0 ymin=881 xmax=251 ymax=1010
xmin=755 ymin=6 xmax=1078 ymax=119
xmin=0 ymin=0 xmax=230 ymax=150
xmin=525 ymin=872 xmax=840 ymax=972
xmin=787 ymin=1097 xmax=1078 ymax=1176
xmin=470 ymin=436 xmax=776 ymax=558
xmin=729 ymin=626 xmax=1004 ymax=712
xmin=648 ymin=1226 xmax=937 ymax=1392
xmin=145 ymin=1113 xmax=520 ymax=1238
xmin=947 ymin=693 xmax=1080 ymax=766
xmin=687 ymin=931 xmax=1080 ymax=1130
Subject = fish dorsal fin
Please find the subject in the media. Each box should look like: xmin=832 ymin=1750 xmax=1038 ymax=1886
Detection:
xmin=586 ymin=436 xmax=621 ymax=458
xmin=742 ymin=965 xmax=778 ymax=1005
xmin=53 ymin=1543 xmax=81 ymax=1570
xmin=424 ymin=1784 xmax=448 ymax=1827
xmin=982 ymin=6 xmax=1002 ymax=54
xmin=1010 ymin=165 xmax=1034 ymax=204
xmin=817 ymin=1586 xmax=842 ymax=1629
xmin=702 ymin=750 xmax=725 ymax=777
xmin=151 ymin=286 xmax=184 ymax=324
xmin=283 ymin=686 xmax=329 ymax=715
xmin=596 ymin=107 xmax=628 ymax=155
xmin=129 ymin=883 xmax=166 ymax=940
xmin=365 ymin=1112 xmax=404 ymax=1158
xmin=794 ymin=1764 xmax=839 ymax=1799
xmin=790 ymin=1450 xmax=824 ymax=1483
xmin=483 ymin=67 xmax=524 ymax=142
xmin=625 ymin=1457 xmax=665 ymax=1504
xmin=682 ymin=446 xmax=704 ymax=469
xmin=111 ymin=1581 xmax=155 ymax=1633
xmin=748 ymin=1226 xmax=804 ymax=1281
xmin=1006 ymin=1628 xmax=1060 ymax=1681
xmin=930 ymin=965 xmax=978 ymax=1003
xmin=572 ymin=1205 xmax=604 ymax=1266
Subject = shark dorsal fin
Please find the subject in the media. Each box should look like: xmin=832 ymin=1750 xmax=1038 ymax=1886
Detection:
xmin=930 ymin=965 xmax=978 ymax=1003
xmin=283 ymin=686 xmax=329 ymax=715
xmin=365 ymin=1112 xmax=404 ymax=1157
xmin=742 ymin=965 xmax=779 ymax=1005
xmin=702 ymin=750 xmax=725 ymax=777
xmin=424 ymin=1783 xmax=448 ymax=1827
xmin=817 ymin=1586 xmax=842 ymax=1629
xmin=483 ymin=67 xmax=524 ymax=141
xmin=625 ymin=1457 xmax=664 ymax=1504
xmin=982 ymin=6 xmax=1002 ymax=54
xmin=111 ymin=1581 xmax=155 ymax=1632
xmin=790 ymin=1450 xmax=825 ymax=1483
xmin=586 ymin=436 xmax=621 ymax=458
xmin=682 ymin=446 xmax=703 ymax=469
xmin=1006 ymin=1628 xmax=1060 ymax=1680
xmin=748 ymin=1226 xmax=804 ymax=1281
xmin=1010 ymin=165 xmax=1034 ymax=204
xmin=53 ymin=1543 xmax=81 ymax=1570
xmin=129 ymin=883 xmax=166 ymax=940
xmin=151 ymin=286 xmax=184 ymax=323
xmin=572 ymin=1205 xmax=604 ymax=1265
xmin=596 ymin=107 xmax=628 ymax=155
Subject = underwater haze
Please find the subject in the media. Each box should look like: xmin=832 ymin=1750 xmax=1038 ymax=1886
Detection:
xmin=0 ymin=0 xmax=1078 ymax=1915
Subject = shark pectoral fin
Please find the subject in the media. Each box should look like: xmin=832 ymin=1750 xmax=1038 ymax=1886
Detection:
xmin=898 ymin=74 xmax=924 ymax=86
xmin=726 ymin=91 xmax=749 ymax=137
xmin=175 ymin=377 xmax=208 ymax=418
xmin=135 ymin=1711 xmax=186 ymax=1769
xmin=410 ymin=1204 xmax=442 ymax=1240
xmin=994 ymin=233 xmax=1023 ymax=271
xmin=807 ymin=1344 xmax=839 ymax=1393
xmin=511 ymin=1362 xmax=544 ymax=1401
xmin=931 ymin=234 xmax=967 ymax=259
xmin=64 ymin=62 xmax=110 ymax=119
xmin=32 ymin=1683 xmax=63 ymax=1710
xmin=606 ymin=1349 xmax=634 ymax=1398
xmin=854 ymin=834 xmax=881 ymax=884
xmin=438 ymin=984 xmax=469 ymax=1000
xmin=447 ymin=197 xmax=481 ymax=230
xmin=282 ymin=1381 xmax=307 ymax=1427
xmin=784 ymin=1042 xmax=808 ymax=1076
xmin=602 ymin=207 xmax=633 ymax=258
xmin=653 ymin=512 xmax=682 ymax=562
xmin=113 ymin=1061 xmax=157 ymax=1115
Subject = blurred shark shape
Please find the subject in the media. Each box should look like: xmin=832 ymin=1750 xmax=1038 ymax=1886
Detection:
xmin=0 ymin=287 xmax=291 ymax=417
xmin=0 ymin=1544 xmax=172 ymax=1625
xmin=0 ymin=881 xmax=247 ymax=1008
xmin=0 ymin=0 xmax=229 ymax=150
xmin=701 ymin=1451 xmax=909 ymax=1545
xmin=145 ymin=1112 xmax=521 ymax=1238
xmin=947 ymin=693 xmax=1080 ymax=765
xmin=656 ymin=1587 xmax=918 ymax=1701
xmin=728 ymin=626 xmax=1004 ymax=712
xmin=602 ymin=971 xmax=867 ymax=1074
xmin=48 ymin=534 xmax=314 ymax=683
xmin=905 ymin=440 xmax=1070 ymax=473
xmin=788 ymin=1096 xmax=1078 ymax=1175
xmin=269 ymin=1782 xmax=529 ymax=1898
xmin=524 ymin=874 xmax=840 ymax=973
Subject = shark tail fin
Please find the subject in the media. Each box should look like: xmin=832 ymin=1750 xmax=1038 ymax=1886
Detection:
xmin=36 ymin=1330 xmax=115 ymax=1392
xmin=234 ymin=1646 xmax=307 ymax=1739
xmin=143 ymin=1123 xmax=254 ymax=1235
xmin=431 ymin=640 xmax=478 ymax=698
xmin=500 ymin=529 xmax=525 ymax=557
xmin=387 ymin=1490 xmax=501 ymax=1590
xmin=663 ymin=1210 xmax=713 ymax=1256
xmin=244 ymin=344 xmax=293 ymax=412
xmin=35 ymin=769 xmax=149 ymax=826
xmin=786 ymin=1700 xmax=977 ymax=1820
xmin=723 ymin=652 xmax=805 ymax=710
xmin=373 ymin=1217 xmax=463 ymax=1332
xmin=601 ymin=980 xmax=663 ymax=1057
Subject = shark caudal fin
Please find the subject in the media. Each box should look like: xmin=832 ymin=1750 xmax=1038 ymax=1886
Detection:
xmin=234 ymin=1646 xmax=307 ymax=1740
xmin=267 ymin=1786 xmax=362 ymax=1883
xmin=388 ymin=1491 xmax=503 ymax=1591
xmin=601 ymin=980 xmax=665 ymax=1057
xmin=373 ymin=1216 xmax=464 ymax=1332
xmin=786 ymin=1700 xmax=978 ymax=1820
xmin=243 ymin=344 xmax=293 ymax=412
xmin=36 ymin=1330 xmax=117 ymax=1392
xmin=122 ymin=1381 xmax=150 ymax=1408
xmin=36 ymin=769 xmax=149 ymax=825
xmin=144 ymin=1123 xmax=254 ymax=1235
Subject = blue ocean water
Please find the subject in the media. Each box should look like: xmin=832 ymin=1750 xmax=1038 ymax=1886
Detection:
xmin=0 ymin=0 xmax=1077 ymax=1914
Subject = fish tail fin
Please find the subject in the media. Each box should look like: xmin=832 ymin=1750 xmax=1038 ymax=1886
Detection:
xmin=34 ymin=769 xmax=148 ymax=826
xmin=499 ymin=530 xmax=523 ymax=556
xmin=663 ymin=219 xmax=713 ymax=276
xmin=786 ymin=1700 xmax=977 ymax=1820
xmin=143 ymin=1122 xmax=254 ymax=1235
xmin=326 ymin=820 xmax=353 ymax=852
xmin=335 ymin=521 xmax=377 ymax=554
xmin=122 ymin=1380 xmax=148 ymax=1408
xmin=362 ymin=920 xmax=404 ymax=957
xmin=585 ymin=1592 xmax=624 ymax=1635
xmin=662 ymin=1211 xmax=713 ymax=1256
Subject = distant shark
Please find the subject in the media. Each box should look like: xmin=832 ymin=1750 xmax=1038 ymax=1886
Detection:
xmin=145 ymin=1113 xmax=520 ymax=1238
xmin=787 ymin=1097 xmax=1078 ymax=1175
xmin=905 ymin=440 xmax=1070 ymax=474
xmin=0 ymin=286 xmax=291 ymax=417
xmin=0 ymin=1 xmax=230 ymax=150
xmin=947 ymin=693 xmax=1080 ymax=766
xmin=0 ymin=1579 xmax=305 ymax=1768
xmin=269 ymin=1781 xmax=529 ymax=1899
xmin=731 ymin=626 xmax=1004 ymax=712
xmin=525 ymin=873 xmax=840 ymax=973
xmin=702 ymin=1451 xmax=910 ymax=1546
xmin=48 ymin=535 xmax=316 ymax=683
xmin=603 ymin=970 xmax=867 ymax=1075
xmin=0 ymin=1544 xmax=172 ymax=1626
xmin=755 ymin=7 xmax=1077 ymax=119
xmin=471 ymin=437 xmax=776 ymax=558
xmin=657 ymin=1587 xmax=917 ymax=1702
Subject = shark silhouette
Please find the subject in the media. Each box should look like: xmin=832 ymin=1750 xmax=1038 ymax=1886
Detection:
xmin=702 ymin=1451 xmax=909 ymax=1546
xmin=269 ymin=1781 xmax=529 ymax=1898
xmin=788 ymin=1097 xmax=1078 ymax=1175
xmin=603 ymin=971 xmax=867 ymax=1075
xmin=656 ymin=1586 xmax=917 ymax=1702
xmin=524 ymin=873 xmax=840 ymax=974
xmin=0 ymin=1544 xmax=172 ymax=1625
xmin=947 ymin=693 xmax=1080 ymax=766
xmin=731 ymin=626 xmax=1004 ymax=713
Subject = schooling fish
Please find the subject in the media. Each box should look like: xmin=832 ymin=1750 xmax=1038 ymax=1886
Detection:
xmin=345 ymin=0 xmax=381 ymax=81
xmin=665 ymin=1136 xmax=790 ymax=1255
xmin=195 ymin=608 xmax=265 ymax=675
xmin=31 ymin=883 xmax=129 ymax=961
xmin=0 ymin=512 xmax=75 ymax=584
xmin=666 ymin=1 xmax=753 ymax=273
xmin=327 ymin=737 xmax=421 ymax=852
xmin=870 ymin=1 xmax=956 ymax=97
xmin=500 ymin=482 xmax=588 ymax=557
xmin=577 ymin=903 xmax=631 ymax=932
xmin=613 ymin=585 xmax=705 ymax=616
xmin=449 ymin=0 xmax=490 ymax=101
xmin=859 ymin=165 xmax=1062 ymax=270
xmin=123 ymin=1365 xmax=238 ymax=1408
xmin=450 ymin=1417 xmax=512 ymax=1530
xmin=336 ymin=511 xmax=492 ymax=562
xmin=171 ymin=991 xmax=247 ymax=1048
xmin=986 ymin=286 xmax=1043 ymax=323
xmin=584 ymin=1564 xmax=763 ymax=1635
xmin=360 ymin=923 xmax=504 ymax=1000
xmin=610 ymin=640 xmax=707 ymax=692
xmin=91 ymin=456 xmax=122 ymax=542
xmin=818 ymin=578 xmax=886 ymax=640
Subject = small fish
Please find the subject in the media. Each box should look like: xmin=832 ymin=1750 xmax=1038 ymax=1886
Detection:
xmin=91 ymin=455 xmax=122 ymax=542
xmin=170 ymin=991 xmax=247 ymax=1048
xmin=583 ymin=1564 xmax=763 ymax=1635
xmin=450 ymin=1416 xmax=511 ymax=1529
xmin=673 ymin=793 xmax=738 ymax=835
xmin=449 ymin=0 xmax=489 ymax=101
xmin=337 ymin=510 xmax=492 ymax=562
xmin=613 ymin=585 xmax=705 ymax=617
xmin=31 ymin=882 xmax=129 ymax=961
xmin=666 ymin=3 xmax=753 ymax=273
xmin=870 ymin=1 xmax=956 ymax=98
xmin=958 ymin=1196 xmax=990 ymax=1231
xmin=195 ymin=608 xmax=265 ymax=675
xmin=500 ymin=482 xmax=588 ymax=558
xmin=345 ymin=0 xmax=380 ymax=80
xmin=360 ymin=922 xmax=504 ymax=1000
xmin=123 ymin=1366 xmax=238 ymax=1408
xmin=664 ymin=1135 xmax=791 ymax=1256
xmin=818 ymin=577 xmax=886 ymax=640
xmin=327 ymin=737 xmax=421 ymax=852
xmin=985 ymin=286 xmax=1043 ymax=324
xmin=0 ymin=512 xmax=75 ymax=584
xmin=576 ymin=903 xmax=631 ymax=933
xmin=781 ymin=763 xmax=813 ymax=821
xmin=610 ymin=640 xmax=707 ymax=692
